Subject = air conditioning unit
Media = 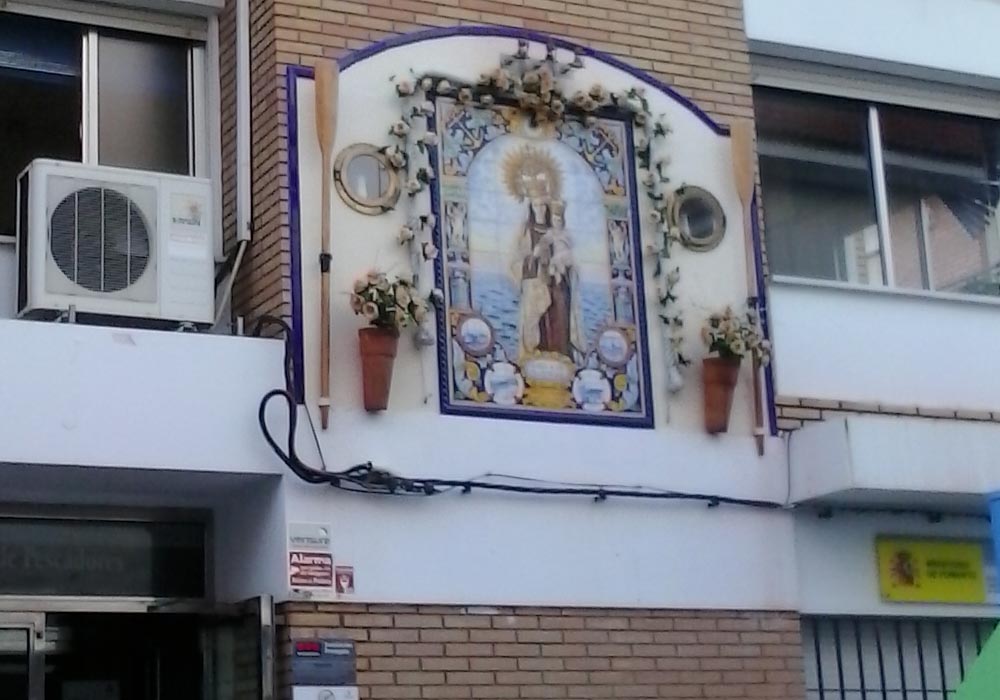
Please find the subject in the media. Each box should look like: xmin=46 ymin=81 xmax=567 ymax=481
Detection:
xmin=16 ymin=159 xmax=215 ymax=327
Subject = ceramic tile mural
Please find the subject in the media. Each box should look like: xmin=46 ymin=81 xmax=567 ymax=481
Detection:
xmin=434 ymin=97 xmax=653 ymax=426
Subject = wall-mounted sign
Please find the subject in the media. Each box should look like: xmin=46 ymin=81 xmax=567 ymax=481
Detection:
xmin=876 ymin=537 xmax=997 ymax=605
xmin=335 ymin=565 xmax=354 ymax=595
xmin=0 ymin=517 xmax=205 ymax=598
xmin=288 ymin=522 xmax=334 ymax=594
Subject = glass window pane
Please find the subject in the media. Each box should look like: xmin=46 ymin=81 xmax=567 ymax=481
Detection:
xmin=0 ymin=628 xmax=29 ymax=697
xmin=880 ymin=105 xmax=1000 ymax=296
xmin=0 ymin=15 xmax=81 ymax=237
xmin=98 ymin=33 xmax=189 ymax=175
xmin=755 ymin=88 xmax=883 ymax=285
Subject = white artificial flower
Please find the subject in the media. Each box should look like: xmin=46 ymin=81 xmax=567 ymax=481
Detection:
xmin=353 ymin=278 xmax=367 ymax=294
xmin=421 ymin=77 xmax=434 ymax=91
xmin=362 ymin=302 xmax=379 ymax=321
xmin=437 ymin=79 xmax=452 ymax=93
xmin=405 ymin=178 xmax=422 ymax=194
xmin=649 ymin=209 xmax=662 ymax=224
xmin=420 ymin=132 xmax=439 ymax=146
xmin=430 ymin=288 xmax=445 ymax=305
xmin=584 ymin=116 xmax=598 ymax=128
xmin=666 ymin=267 xmax=681 ymax=286
xmin=422 ymin=242 xmax=438 ymax=261
xmin=350 ymin=293 xmax=364 ymax=313
xmin=398 ymin=226 xmax=415 ymax=244
xmin=413 ymin=303 xmax=427 ymax=323
xmin=421 ymin=100 xmax=435 ymax=115
xmin=422 ymin=214 xmax=436 ymax=229
xmin=388 ymin=151 xmax=406 ymax=169
xmin=396 ymin=80 xmax=414 ymax=96
xmin=480 ymin=94 xmax=495 ymax=105
xmin=457 ymin=87 xmax=473 ymax=104
xmin=639 ymin=169 xmax=655 ymax=187
xmin=390 ymin=120 xmax=410 ymax=136
xmin=395 ymin=285 xmax=412 ymax=308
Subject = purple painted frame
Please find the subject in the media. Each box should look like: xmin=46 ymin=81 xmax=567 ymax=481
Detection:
xmin=283 ymin=25 xmax=777 ymax=435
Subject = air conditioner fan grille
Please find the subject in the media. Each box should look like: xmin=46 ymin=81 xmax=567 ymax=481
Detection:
xmin=50 ymin=186 xmax=150 ymax=293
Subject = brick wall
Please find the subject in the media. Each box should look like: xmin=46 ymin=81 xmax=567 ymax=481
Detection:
xmin=775 ymin=396 xmax=1000 ymax=432
xmin=224 ymin=0 xmax=293 ymax=324
xmin=277 ymin=602 xmax=804 ymax=699
xmin=232 ymin=0 xmax=755 ymax=324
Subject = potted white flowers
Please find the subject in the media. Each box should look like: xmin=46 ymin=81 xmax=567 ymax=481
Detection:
xmin=350 ymin=271 xmax=428 ymax=411
xmin=701 ymin=307 xmax=771 ymax=433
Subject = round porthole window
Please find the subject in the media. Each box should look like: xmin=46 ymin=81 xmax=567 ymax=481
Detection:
xmin=670 ymin=185 xmax=726 ymax=252
xmin=333 ymin=144 xmax=400 ymax=215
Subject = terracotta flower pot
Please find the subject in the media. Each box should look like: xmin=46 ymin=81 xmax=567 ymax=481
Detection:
xmin=358 ymin=327 xmax=399 ymax=412
xmin=703 ymin=356 xmax=741 ymax=434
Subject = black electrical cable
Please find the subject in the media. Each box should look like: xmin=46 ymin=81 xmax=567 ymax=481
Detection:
xmin=253 ymin=317 xmax=988 ymax=521
xmin=253 ymin=314 xmax=788 ymax=510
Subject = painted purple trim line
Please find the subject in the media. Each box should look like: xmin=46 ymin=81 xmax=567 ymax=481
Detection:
xmin=286 ymin=64 xmax=310 ymax=403
xmin=337 ymin=25 xmax=729 ymax=136
xmin=751 ymin=197 xmax=778 ymax=436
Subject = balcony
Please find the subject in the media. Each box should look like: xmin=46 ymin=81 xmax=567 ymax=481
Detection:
xmin=787 ymin=412 xmax=1000 ymax=511
xmin=0 ymin=317 xmax=286 ymax=475
xmin=769 ymin=277 xmax=1000 ymax=414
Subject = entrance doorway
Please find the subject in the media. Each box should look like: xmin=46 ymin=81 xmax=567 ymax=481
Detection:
xmin=0 ymin=600 xmax=271 ymax=700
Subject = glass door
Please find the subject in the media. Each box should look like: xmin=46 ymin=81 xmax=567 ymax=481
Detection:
xmin=200 ymin=596 xmax=274 ymax=700
xmin=0 ymin=613 xmax=44 ymax=700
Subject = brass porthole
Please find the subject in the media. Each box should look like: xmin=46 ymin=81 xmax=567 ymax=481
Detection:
xmin=333 ymin=143 xmax=400 ymax=215
xmin=670 ymin=185 xmax=727 ymax=253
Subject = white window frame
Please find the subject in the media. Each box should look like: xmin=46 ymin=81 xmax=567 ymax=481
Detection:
xmin=0 ymin=2 xmax=222 ymax=258
xmin=753 ymin=55 xmax=1000 ymax=304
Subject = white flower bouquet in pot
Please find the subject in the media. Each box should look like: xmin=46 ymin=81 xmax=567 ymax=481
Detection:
xmin=700 ymin=306 xmax=770 ymax=434
xmin=349 ymin=270 xmax=429 ymax=411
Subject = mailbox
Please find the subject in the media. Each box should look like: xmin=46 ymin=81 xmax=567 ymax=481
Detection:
xmin=290 ymin=639 xmax=358 ymax=700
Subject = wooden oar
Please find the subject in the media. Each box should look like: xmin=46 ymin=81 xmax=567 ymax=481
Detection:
xmin=315 ymin=59 xmax=339 ymax=429
xmin=730 ymin=119 xmax=765 ymax=456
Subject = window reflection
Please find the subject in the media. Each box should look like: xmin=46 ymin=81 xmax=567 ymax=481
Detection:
xmin=755 ymin=88 xmax=882 ymax=285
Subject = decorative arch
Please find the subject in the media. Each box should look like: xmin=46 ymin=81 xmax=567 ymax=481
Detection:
xmin=285 ymin=25 xmax=774 ymax=434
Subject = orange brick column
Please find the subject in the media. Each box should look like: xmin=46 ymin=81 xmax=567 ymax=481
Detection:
xmin=276 ymin=603 xmax=805 ymax=699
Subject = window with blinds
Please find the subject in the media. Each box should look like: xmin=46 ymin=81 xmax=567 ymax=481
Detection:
xmin=803 ymin=616 xmax=999 ymax=699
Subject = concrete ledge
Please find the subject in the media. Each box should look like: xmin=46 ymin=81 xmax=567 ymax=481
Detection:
xmin=789 ymin=414 xmax=1000 ymax=510
xmin=0 ymin=319 xmax=287 ymax=474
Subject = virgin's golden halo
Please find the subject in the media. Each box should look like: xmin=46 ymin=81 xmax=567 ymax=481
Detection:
xmin=501 ymin=145 xmax=562 ymax=202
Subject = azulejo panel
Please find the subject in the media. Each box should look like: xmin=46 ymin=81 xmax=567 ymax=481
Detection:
xmin=433 ymin=96 xmax=653 ymax=427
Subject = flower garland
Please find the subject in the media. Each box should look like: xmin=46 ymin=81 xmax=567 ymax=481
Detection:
xmin=380 ymin=39 xmax=687 ymax=394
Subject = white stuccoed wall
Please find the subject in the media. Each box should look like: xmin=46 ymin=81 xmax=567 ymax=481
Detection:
xmin=285 ymin=34 xmax=796 ymax=610
xmin=0 ymin=246 xmax=15 ymax=318
xmin=744 ymin=0 xmax=1000 ymax=80
xmin=770 ymin=280 xmax=1000 ymax=413
xmin=796 ymin=512 xmax=995 ymax=619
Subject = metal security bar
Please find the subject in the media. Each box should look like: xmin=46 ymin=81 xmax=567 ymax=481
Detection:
xmin=804 ymin=616 xmax=999 ymax=700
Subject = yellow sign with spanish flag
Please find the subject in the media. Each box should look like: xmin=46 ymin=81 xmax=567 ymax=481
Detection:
xmin=877 ymin=537 xmax=988 ymax=604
